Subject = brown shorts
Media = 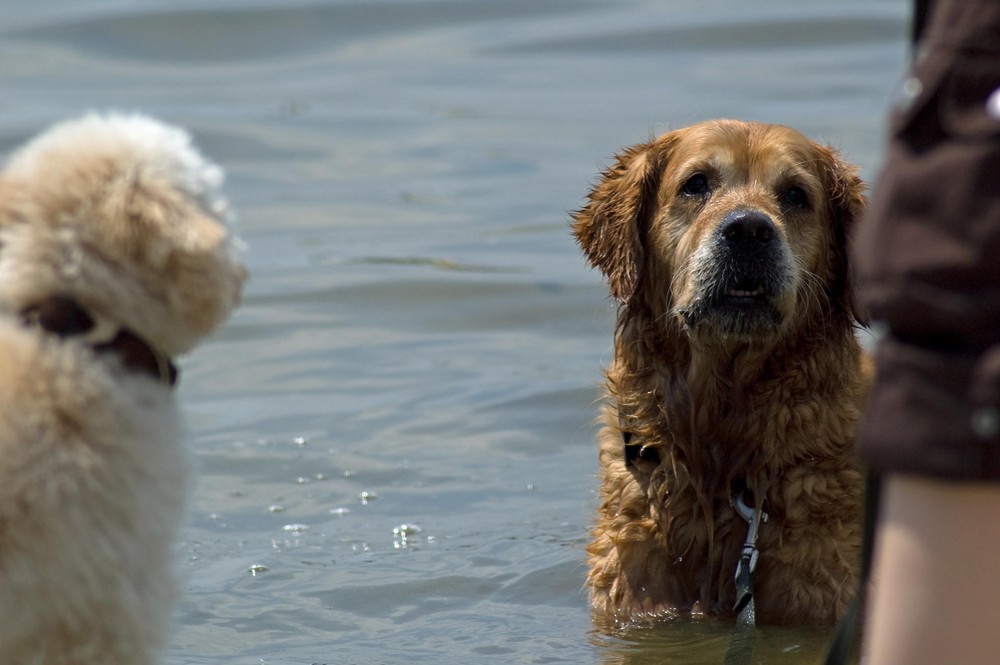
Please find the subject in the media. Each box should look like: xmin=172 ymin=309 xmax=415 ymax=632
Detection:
xmin=853 ymin=0 xmax=1000 ymax=480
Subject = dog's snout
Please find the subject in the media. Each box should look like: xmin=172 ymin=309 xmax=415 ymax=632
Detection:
xmin=719 ymin=211 xmax=775 ymax=247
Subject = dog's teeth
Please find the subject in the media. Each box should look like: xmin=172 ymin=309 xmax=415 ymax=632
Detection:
xmin=727 ymin=288 xmax=764 ymax=297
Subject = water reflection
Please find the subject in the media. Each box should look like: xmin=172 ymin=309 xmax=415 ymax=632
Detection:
xmin=593 ymin=619 xmax=836 ymax=664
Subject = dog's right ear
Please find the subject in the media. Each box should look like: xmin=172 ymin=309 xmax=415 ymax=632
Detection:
xmin=571 ymin=136 xmax=671 ymax=304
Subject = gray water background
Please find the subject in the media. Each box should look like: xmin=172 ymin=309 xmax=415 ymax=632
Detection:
xmin=1 ymin=1 xmax=909 ymax=662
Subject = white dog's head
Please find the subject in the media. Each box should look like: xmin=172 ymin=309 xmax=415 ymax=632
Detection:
xmin=0 ymin=113 xmax=246 ymax=361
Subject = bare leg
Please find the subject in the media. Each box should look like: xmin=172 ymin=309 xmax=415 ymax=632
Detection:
xmin=864 ymin=473 xmax=1000 ymax=665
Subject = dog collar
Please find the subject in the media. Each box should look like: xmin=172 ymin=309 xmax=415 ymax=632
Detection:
xmin=620 ymin=409 xmax=661 ymax=469
xmin=21 ymin=295 xmax=178 ymax=387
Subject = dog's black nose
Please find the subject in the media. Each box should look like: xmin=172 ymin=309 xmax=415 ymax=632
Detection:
xmin=719 ymin=211 xmax=776 ymax=247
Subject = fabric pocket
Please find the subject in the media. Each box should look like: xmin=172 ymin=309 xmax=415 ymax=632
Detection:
xmin=939 ymin=50 xmax=1000 ymax=141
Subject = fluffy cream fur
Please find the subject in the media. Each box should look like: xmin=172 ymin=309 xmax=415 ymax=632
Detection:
xmin=0 ymin=113 xmax=243 ymax=357
xmin=0 ymin=113 xmax=245 ymax=663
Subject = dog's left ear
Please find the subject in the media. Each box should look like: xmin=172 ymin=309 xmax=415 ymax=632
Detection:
xmin=819 ymin=145 xmax=869 ymax=326
xmin=571 ymin=135 xmax=674 ymax=304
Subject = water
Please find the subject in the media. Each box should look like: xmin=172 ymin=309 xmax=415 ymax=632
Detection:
xmin=0 ymin=1 xmax=908 ymax=662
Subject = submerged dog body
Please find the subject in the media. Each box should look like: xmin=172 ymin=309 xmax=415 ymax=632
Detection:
xmin=574 ymin=120 xmax=869 ymax=626
xmin=0 ymin=114 xmax=245 ymax=663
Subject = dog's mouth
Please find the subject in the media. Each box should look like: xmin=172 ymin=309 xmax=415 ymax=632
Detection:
xmin=710 ymin=277 xmax=779 ymax=316
xmin=721 ymin=283 xmax=768 ymax=303
xmin=679 ymin=271 xmax=788 ymax=339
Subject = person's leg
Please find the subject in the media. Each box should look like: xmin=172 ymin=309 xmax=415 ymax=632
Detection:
xmin=864 ymin=473 xmax=1000 ymax=665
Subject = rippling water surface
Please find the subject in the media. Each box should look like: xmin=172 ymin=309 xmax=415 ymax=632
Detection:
xmin=1 ymin=1 xmax=907 ymax=662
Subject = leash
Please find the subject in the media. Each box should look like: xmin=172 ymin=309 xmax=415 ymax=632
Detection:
xmin=619 ymin=411 xmax=877 ymax=665
xmin=620 ymin=418 xmax=766 ymax=665
xmin=724 ymin=483 xmax=767 ymax=665
xmin=821 ymin=472 xmax=882 ymax=665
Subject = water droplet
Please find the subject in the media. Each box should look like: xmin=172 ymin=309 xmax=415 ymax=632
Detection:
xmin=282 ymin=523 xmax=310 ymax=534
xmin=293 ymin=436 xmax=308 ymax=446
xmin=359 ymin=491 xmax=377 ymax=505
xmin=393 ymin=523 xmax=422 ymax=537
xmin=268 ymin=504 xmax=284 ymax=513
xmin=329 ymin=507 xmax=351 ymax=516
xmin=393 ymin=523 xmax=423 ymax=548
xmin=249 ymin=563 xmax=269 ymax=575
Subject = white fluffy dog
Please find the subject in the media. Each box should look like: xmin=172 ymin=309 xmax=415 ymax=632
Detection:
xmin=0 ymin=114 xmax=245 ymax=663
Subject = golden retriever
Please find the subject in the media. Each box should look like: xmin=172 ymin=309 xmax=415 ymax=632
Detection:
xmin=573 ymin=119 xmax=869 ymax=626
xmin=0 ymin=113 xmax=245 ymax=663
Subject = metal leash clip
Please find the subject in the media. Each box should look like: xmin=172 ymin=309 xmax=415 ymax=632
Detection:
xmin=731 ymin=489 xmax=768 ymax=613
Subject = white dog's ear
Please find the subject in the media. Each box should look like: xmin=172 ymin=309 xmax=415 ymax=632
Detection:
xmin=0 ymin=113 xmax=246 ymax=356
xmin=572 ymin=135 xmax=674 ymax=304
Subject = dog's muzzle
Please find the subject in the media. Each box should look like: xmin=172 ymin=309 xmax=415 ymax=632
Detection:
xmin=715 ymin=210 xmax=781 ymax=297
xmin=680 ymin=210 xmax=791 ymax=336
xmin=21 ymin=296 xmax=178 ymax=387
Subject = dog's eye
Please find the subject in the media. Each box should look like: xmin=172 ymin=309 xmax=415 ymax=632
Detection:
xmin=681 ymin=173 xmax=710 ymax=197
xmin=782 ymin=185 xmax=809 ymax=209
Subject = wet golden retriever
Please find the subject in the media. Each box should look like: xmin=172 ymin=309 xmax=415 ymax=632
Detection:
xmin=573 ymin=119 xmax=869 ymax=626
xmin=0 ymin=114 xmax=245 ymax=663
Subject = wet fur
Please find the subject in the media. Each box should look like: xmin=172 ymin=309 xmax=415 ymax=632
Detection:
xmin=0 ymin=114 xmax=245 ymax=663
xmin=573 ymin=119 xmax=870 ymax=626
